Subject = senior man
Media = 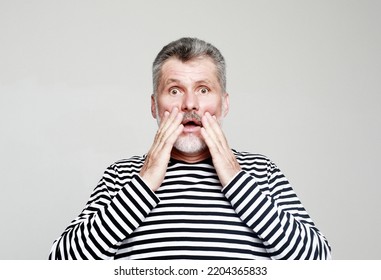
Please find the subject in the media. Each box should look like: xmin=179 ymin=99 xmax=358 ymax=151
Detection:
xmin=49 ymin=37 xmax=331 ymax=260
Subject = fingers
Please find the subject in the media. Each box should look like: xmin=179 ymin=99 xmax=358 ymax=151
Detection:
xmin=157 ymin=108 xmax=182 ymax=136
xmin=141 ymin=107 xmax=184 ymax=191
xmin=201 ymin=112 xmax=228 ymax=152
xmin=201 ymin=112 xmax=241 ymax=186
xmin=154 ymin=107 xmax=183 ymax=151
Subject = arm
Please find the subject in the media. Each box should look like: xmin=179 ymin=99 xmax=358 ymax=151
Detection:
xmin=50 ymin=108 xmax=182 ymax=260
xmin=49 ymin=165 xmax=159 ymax=260
xmin=201 ymin=113 xmax=331 ymax=259
xmin=222 ymin=159 xmax=331 ymax=259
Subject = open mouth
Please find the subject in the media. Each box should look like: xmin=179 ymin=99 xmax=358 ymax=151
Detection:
xmin=183 ymin=120 xmax=202 ymax=127
xmin=182 ymin=113 xmax=202 ymax=132
xmin=181 ymin=112 xmax=202 ymax=132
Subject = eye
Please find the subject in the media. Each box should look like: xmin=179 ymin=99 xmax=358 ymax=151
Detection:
xmin=169 ymin=87 xmax=182 ymax=96
xmin=198 ymin=87 xmax=210 ymax=95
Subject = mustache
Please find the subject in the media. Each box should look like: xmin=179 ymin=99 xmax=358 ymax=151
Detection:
xmin=182 ymin=112 xmax=202 ymax=124
xmin=157 ymin=110 xmax=221 ymax=127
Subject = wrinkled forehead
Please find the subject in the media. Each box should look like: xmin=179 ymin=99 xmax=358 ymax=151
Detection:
xmin=159 ymin=57 xmax=219 ymax=83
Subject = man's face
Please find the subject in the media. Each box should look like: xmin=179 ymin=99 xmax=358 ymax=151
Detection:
xmin=151 ymin=57 xmax=229 ymax=155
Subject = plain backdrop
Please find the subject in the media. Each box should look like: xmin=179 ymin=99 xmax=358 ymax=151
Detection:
xmin=0 ymin=0 xmax=380 ymax=260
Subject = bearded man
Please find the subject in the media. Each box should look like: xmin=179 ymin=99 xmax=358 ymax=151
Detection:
xmin=49 ymin=37 xmax=331 ymax=260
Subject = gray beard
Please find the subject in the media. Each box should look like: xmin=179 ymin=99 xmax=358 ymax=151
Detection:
xmin=155 ymin=109 xmax=207 ymax=154
xmin=173 ymin=133 xmax=207 ymax=154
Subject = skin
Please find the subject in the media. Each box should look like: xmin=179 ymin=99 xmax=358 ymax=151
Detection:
xmin=140 ymin=57 xmax=241 ymax=191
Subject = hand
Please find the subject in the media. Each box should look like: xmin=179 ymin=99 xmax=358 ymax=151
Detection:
xmin=201 ymin=112 xmax=241 ymax=187
xmin=140 ymin=108 xmax=184 ymax=191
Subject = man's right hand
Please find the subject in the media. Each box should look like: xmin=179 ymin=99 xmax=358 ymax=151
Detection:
xmin=139 ymin=107 xmax=184 ymax=192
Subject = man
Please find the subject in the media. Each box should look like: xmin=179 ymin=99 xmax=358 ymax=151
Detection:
xmin=49 ymin=37 xmax=331 ymax=260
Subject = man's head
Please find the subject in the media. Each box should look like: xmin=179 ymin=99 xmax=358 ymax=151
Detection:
xmin=152 ymin=37 xmax=226 ymax=96
xmin=151 ymin=38 xmax=229 ymax=157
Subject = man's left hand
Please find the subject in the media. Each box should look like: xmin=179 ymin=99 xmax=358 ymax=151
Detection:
xmin=201 ymin=112 xmax=242 ymax=187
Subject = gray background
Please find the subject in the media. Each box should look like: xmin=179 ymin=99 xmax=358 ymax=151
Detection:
xmin=0 ymin=0 xmax=380 ymax=260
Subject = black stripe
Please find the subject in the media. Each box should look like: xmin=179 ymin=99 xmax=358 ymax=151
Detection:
xmin=118 ymin=245 xmax=267 ymax=259
xmin=123 ymin=236 xmax=265 ymax=249
xmin=129 ymin=227 xmax=257 ymax=239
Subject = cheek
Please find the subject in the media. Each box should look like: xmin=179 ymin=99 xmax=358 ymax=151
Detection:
xmin=201 ymin=101 xmax=223 ymax=116
xmin=157 ymin=100 xmax=181 ymax=117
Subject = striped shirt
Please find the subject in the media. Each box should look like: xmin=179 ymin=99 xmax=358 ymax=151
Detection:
xmin=49 ymin=150 xmax=331 ymax=260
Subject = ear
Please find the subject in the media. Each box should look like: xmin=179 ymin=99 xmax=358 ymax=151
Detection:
xmin=151 ymin=94 xmax=157 ymax=119
xmin=222 ymin=92 xmax=230 ymax=117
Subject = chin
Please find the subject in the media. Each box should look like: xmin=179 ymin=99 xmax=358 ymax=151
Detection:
xmin=173 ymin=135 xmax=207 ymax=155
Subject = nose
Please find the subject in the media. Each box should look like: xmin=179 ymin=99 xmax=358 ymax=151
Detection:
xmin=181 ymin=92 xmax=199 ymax=112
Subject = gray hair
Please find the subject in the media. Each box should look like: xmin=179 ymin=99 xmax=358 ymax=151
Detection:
xmin=152 ymin=37 xmax=226 ymax=95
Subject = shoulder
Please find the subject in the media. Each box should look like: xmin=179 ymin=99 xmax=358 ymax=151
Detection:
xmin=232 ymin=150 xmax=288 ymax=189
xmin=93 ymin=155 xmax=145 ymax=194
xmin=232 ymin=149 xmax=280 ymax=177
xmin=105 ymin=155 xmax=145 ymax=176
xmin=232 ymin=149 xmax=273 ymax=166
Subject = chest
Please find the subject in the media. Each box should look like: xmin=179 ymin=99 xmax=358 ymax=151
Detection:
xmin=115 ymin=180 xmax=269 ymax=259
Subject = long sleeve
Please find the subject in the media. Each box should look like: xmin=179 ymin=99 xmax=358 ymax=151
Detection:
xmin=222 ymin=154 xmax=331 ymax=259
xmin=49 ymin=164 xmax=160 ymax=260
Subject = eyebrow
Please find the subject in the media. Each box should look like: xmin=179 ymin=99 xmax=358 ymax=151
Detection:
xmin=165 ymin=78 xmax=182 ymax=85
xmin=165 ymin=78 xmax=214 ymax=86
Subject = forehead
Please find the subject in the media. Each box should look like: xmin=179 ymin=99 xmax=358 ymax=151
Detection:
xmin=160 ymin=57 xmax=219 ymax=83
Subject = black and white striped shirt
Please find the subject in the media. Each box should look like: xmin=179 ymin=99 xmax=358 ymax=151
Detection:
xmin=49 ymin=150 xmax=331 ymax=260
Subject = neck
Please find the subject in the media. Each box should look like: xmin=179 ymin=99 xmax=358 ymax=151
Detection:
xmin=170 ymin=148 xmax=211 ymax=163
